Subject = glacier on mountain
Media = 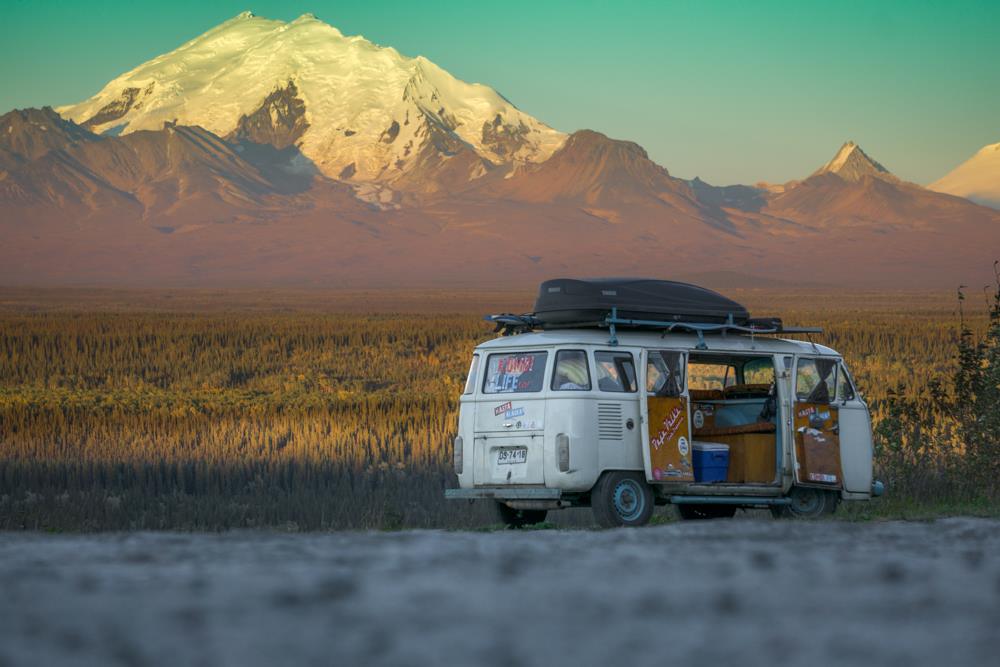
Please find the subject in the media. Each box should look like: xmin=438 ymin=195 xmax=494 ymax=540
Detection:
xmin=57 ymin=12 xmax=566 ymax=186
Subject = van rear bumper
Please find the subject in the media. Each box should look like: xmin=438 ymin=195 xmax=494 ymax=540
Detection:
xmin=445 ymin=487 xmax=562 ymax=501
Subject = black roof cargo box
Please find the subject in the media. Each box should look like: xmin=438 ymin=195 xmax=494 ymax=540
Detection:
xmin=533 ymin=278 xmax=749 ymax=326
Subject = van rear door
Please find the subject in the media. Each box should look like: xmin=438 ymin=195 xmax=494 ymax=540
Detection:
xmin=473 ymin=350 xmax=548 ymax=486
xmin=640 ymin=349 xmax=694 ymax=483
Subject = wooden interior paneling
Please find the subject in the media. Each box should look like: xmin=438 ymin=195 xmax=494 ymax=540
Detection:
xmin=697 ymin=433 xmax=776 ymax=483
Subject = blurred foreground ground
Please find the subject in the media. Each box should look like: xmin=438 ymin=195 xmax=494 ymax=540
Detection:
xmin=1 ymin=518 xmax=999 ymax=667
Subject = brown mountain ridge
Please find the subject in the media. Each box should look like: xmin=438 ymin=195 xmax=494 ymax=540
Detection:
xmin=1 ymin=108 xmax=997 ymax=288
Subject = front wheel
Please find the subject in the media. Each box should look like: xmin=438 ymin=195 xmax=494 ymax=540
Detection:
xmin=770 ymin=487 xmax=839 ymax=519
xmin=494 ymin=501 xmax=548 ymax=528
xmin=591 ymin=471 xmax=654 ymax=528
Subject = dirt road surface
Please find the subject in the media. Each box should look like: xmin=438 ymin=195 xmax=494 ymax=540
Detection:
xmin=1 ymin=518 xmax=998 ymax=667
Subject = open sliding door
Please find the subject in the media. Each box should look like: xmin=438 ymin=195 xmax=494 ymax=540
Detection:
xmin=792 ymin=357 xmax=844 ymax=488
xmin=640 ymin=350 xmax=694 ymax=483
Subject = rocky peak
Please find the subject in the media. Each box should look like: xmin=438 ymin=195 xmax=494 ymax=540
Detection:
xmin=226 ymin=81 xmax=308 ymax=150
xmin=811 ymin=141 xmax=893 ymax=182
xmin=0 ymin=107 xmax=97 ymax=163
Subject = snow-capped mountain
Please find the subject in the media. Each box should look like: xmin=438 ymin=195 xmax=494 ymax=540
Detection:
xmin=929 ymin=141 xmax=1000 ymax=209
xmin=4 ymin=14 xmax=999 ymax=289
xmin=57 ymin=12 xmax=565 ymax=190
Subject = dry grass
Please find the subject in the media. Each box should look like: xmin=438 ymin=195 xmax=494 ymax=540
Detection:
xmin=0 ymin=287 xmax=992 ymax=530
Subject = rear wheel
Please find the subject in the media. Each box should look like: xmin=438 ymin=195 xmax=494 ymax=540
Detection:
xmin=770 ymin=487 xmax=839 ymax=519
xmin=677 ymin=504 xmax=738 ymax=520
xmin=494 ymin=501 xmax=548 ymax=528
xmin=591 ymin=471 xmax=654 ymax=528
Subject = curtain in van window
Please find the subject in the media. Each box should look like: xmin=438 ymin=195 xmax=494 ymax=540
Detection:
xmin=646 ymin=351 xmax=684 ymax=397
xmin=552 ymin=350 xmax=591 ymax=391
xmin=796 ymin=358 xmax=837 ymax=404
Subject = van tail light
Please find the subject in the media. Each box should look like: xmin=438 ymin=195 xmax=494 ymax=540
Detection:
xmin=557 ymin=433 xmax=570 ymax=472
xmin=453 ymin=435 xmax=464 ymax=474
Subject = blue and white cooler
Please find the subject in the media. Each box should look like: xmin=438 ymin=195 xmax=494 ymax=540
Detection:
xmin=692 ymin=441 xmax=730 ymax=483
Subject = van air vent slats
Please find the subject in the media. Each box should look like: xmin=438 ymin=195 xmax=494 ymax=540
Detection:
xmin=597 ymin=403 xmax=624 ymax=440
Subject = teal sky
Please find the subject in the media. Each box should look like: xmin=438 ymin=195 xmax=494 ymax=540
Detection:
xmin=2 ymin=0 xmax=998 ymax=185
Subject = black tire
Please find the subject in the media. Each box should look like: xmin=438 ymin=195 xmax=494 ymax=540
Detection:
xmin=494 ymin=501 xmax=548 ymax=528
xmin=770 ymin=487 xmax=839 ymax=519
xmin=677 ymin=504 xmax=738 ymax=520
xmin=591 ymin=471 xmax=655 ymax=528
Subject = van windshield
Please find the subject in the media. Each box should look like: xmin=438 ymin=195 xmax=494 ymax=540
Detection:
xmin=483 ymin=352 xmax=548 ymax=393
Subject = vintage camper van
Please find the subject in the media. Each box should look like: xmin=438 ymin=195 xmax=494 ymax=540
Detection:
xmin=445 ymin=278 xmax=883 ymax=527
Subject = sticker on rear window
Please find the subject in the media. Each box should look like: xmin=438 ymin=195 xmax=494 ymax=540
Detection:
xmin=483 ymin=352 xmax=547 ymax=393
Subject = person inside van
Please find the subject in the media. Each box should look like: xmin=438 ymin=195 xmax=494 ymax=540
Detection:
xmin=597 ymin=360 xmax=621 ymax=391
xmin=558 ymin=375 xmax=587 ymax=390
xmin=595 ymin=352 xmax=636 ymax=392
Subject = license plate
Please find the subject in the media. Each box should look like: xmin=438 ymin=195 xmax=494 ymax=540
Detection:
xmin=496 ymin=448 xmax=527 ymax=465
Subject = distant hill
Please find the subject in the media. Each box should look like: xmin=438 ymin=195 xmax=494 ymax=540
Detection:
xmin=676 ymin=271 xmax=825 ymax=290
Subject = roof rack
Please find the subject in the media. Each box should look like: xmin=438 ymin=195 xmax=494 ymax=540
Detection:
xmin=487 ymin=307 xmax=823 ymax=348
xmin=485 ymin=314 xmax=542 ymax=335
xmin=603 ymin=308 xmax=822 ymax=349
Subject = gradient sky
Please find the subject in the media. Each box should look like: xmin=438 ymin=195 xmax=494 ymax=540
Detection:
xmin=2 ymin=0 xmax=998 ymax=185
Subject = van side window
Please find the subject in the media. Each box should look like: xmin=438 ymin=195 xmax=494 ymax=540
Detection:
xmin=796 ymin=358 xmax=838 ymax=403
xmin=646 ymin=351 xmax=684 ymax=397
xmin=594 ymin=351 xmax=637 ymax=393
xmin=836 ymin=363 xmax=856 ymax=402
xmin=483 ymin=351 xmax=548 ymax=394
xmin=463 ymin=354 xmax=479 ymax=395
xmin=551 ymin=350 xmax=591 ymax=391
xmin=742 ymin=357 xmax=775 ymax=385
xmin=688 ymin=363 xmax=735 ymax=391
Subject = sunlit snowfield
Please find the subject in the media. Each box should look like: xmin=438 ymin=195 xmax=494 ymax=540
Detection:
xmin=2 ymin=518 xmax=998 ymax=667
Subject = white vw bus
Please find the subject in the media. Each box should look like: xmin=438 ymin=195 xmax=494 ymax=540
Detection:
xmin=445 ymin=278 xmax=882 ymax=527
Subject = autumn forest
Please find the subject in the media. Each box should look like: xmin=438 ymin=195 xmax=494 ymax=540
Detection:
xmin=1 ymin=283 xmax=998 ymax=530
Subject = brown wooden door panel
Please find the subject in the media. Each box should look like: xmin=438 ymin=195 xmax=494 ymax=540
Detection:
xmin=647 ymin=396 xmax=694 ymax=482
xmin=793 ymin=401 xmax=843 ymax=487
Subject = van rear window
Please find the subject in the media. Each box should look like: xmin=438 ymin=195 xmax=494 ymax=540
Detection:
xmin=463 ymin=354 xmax=480 ymax=395
xmin=483 ymin=352 xmax=548 ymax=394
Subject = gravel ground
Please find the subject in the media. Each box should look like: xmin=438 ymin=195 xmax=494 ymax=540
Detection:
xmin=1 ymin=518 xmax=999 ymax=667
